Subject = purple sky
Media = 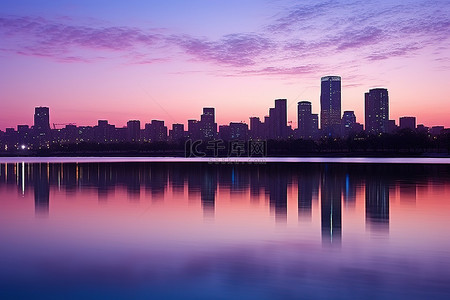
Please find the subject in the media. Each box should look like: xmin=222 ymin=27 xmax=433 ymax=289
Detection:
xmin=0 ymin=0 xmax=449 ymax=129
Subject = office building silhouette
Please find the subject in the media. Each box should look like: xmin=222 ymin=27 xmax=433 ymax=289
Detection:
xmin=297 ymin=101 xmax=313 ymax=139
xmin=320 ymin=76 xmax=341 ymax=136
xmin=399 ymin=116 xmax=416 ymax=130
xmin=365 ymin=88 xmax=389 ymax=134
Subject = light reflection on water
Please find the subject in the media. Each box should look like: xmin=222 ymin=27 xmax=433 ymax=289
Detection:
xmin=0 ymin=162 xmax=450 ymax=299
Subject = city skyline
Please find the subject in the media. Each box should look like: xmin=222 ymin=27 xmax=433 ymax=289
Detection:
xmin=2 ymin=79 xmax=449 ymax=153
xmin=0 ymin=76 xmax=445 ymax=136
xmin=1 ymin=0 xmax=449 ymax=129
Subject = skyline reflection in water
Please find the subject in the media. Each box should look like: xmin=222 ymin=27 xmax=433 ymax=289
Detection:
xmin=1 ymin=162 xmax=450 ymax=299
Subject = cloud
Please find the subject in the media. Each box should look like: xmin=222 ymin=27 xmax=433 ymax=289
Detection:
xmin=241 ymin=65 xmax=319 ymax=76
xmin=266 ymin=0 xmax=449 ymax=63
xmin=0 ymin=16 xmax=162 ymax=61
xmin=335 ymin=27 xmax=383 ymax=50
xmin=173 ymin=33 xmax=275 ymax=67
xmin=0 ymin=0 xmax=448 ymax=79
xmin=366 ymin=44 xmax=421 ymax=61
xmin=268 ymin=1 xmax=338 ymax=33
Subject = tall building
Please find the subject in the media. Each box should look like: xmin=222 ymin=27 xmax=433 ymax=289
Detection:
xmin=249 ymin=117 xmax=263 ymax=140
xmin=399 ymin=116 xmax=416 ymax=130
xmin=169 ymin=123 xmax=185 ymax=142
xmin=274 ymin=99 xmax=287 ymax=139
xmin=188 ymin=119 xmax=200 ymax=140
xmin=33 ymin=107 xmax=51 ymax=147
xmin=144 ymin=120 xmax=167 ymax=142
xmin=34 ymin=107 xmax=50 ymax=132
xmin=297 ymin=101 xmax=313 ymax=139
xmin=199 ymin=107 xmax=217 ymax=139
xmin=341 ymin=110 xmax=358 ymax=137
xmin=229 ymin=122 xmax=248 ymax=140
xmin=311 ymin=114 xmax=319 ymax=139
xmin=320 ymin=76 xmax=341 ymax=136
xmin=365 ymin=88 xmax=389 ymax=134
xmin=94 ymin=120 xmax=113 ymax=143
xmin=264 ymin=99 xmax=287 ymax=140
xmin=126 ymin=120 xmax=141 ymax=142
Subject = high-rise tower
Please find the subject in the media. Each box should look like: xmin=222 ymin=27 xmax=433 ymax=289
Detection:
xmin=297 ymin=101 xmax=312 ymax=139
xmin=365 ymin=88 xmax=389 ymax=134
xmin=320 ymin=76 xmax=341 ymax=136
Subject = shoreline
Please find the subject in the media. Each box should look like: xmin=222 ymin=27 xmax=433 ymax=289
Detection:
xmin=0 ymin=156 xmax=449 ymax=164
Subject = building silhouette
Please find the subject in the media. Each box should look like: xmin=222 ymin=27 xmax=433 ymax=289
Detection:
xmin=249 ymin=117 xmax=264 ymax=140
xmin=341 ymin=111 xmax=363 ymax=137
xmin=320 ymin=76 xmax=341 ymax=136
xmin=126 ymin=120 xmax=141 ymax=142
xmin=273 ymin=99 xmax=288 ymax=139
xmin=33 ymin=107 xmax=51 ymax=147
xmin=365 ymin=88 xmax=389 ymax=134
xmin=1 ymin=74 xmax=450 ymax=153
xmin=169 ymin=123 xmax=185 ymax=142
xmin=144 ymin=120 xmax=168 ymax=142
xmin=199 ymin=108 xmax=217 ymax=139
xmin=297 ymin=101 xmax=313 ymax=139
xmin=399 ymin=116 xmax=416 ymax=130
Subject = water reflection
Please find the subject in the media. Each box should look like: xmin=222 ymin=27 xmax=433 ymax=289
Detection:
xmin=33 ymin=163 xmax=49 ymax=216
xmin=1 ymin=162 xmax=450 ymax=299
xmin=1 ymin=162 xmax=450 ymax=236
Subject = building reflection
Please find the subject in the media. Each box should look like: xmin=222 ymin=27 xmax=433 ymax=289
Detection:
xmin=321 ymin=165 xmax=342 ymax=246
xmin=400 ymin=183 xmax=417 ymax=205
xmin=298 ymin=168 xmax=319 ymax=219
xmin=201 ymin=167 xmax=217 ymax=219
xmin=343 ymin=174 xmax=358 ymax=207
xmin=1 ymin=162 xmax=449 ymax=244
xmin=33 ymin=163 xmax=49 ymax=216
xmin=268 ymin=174 xmax=288 ymax=223
xmin=365 ymin=177 xmax=390 ymax=232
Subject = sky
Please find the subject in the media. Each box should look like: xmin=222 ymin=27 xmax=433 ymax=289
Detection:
xmin=0 ymin=0 xmax=449 ymax=130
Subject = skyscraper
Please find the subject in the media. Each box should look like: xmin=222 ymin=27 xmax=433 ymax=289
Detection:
xmin=33 ymin=107 xmax=51 ymax=146
xmin=320 ymin=76 xmax=341 ymax=136
xmin=365 ymin=88 xmax=389 ymax=134
xmin=126 ymin=120 xmax=141 ymax=142
xmin=297 ymin=101 xmax=312 ymax=139
xmin=199 ymin=107 xmax=217 ymax=139
xmin=274 ymin=99 xmax=287 ymax=139
xmin=34 ymin=107 xmax=50 ymax=132
xmin=249 ymin=117 xmax=263 ymax=140
xmin=311 ymin=114 xmax=319 ymax=139
xmin=265 ymin=99 xmax=287 ymax=140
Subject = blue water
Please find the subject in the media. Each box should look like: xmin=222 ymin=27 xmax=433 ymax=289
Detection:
xmin=0 ymin=161 xmax=449 ymax=299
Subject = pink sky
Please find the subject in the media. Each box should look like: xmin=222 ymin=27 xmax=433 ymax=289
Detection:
xmin=0 ymin=0 xmax=449 ymax=130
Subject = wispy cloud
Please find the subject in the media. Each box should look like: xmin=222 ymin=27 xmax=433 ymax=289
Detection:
xmin=173 ymin=33 xmax=275 ymax=67
xmin=0 ymin=16 xmax=163 ymax=62
xmin=0 ymin=0 xmax=448 ymax=78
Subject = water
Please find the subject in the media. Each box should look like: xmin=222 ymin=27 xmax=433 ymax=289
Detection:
xmin=1 ymin=160 xmax=450 ymax=299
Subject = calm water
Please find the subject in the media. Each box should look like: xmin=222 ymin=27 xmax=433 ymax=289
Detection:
xmin=1 ymin=160 xmax=450 ymax=299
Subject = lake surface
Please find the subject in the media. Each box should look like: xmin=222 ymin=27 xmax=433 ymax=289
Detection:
xmin=1 ymin=160 xmax=450 ymax=299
